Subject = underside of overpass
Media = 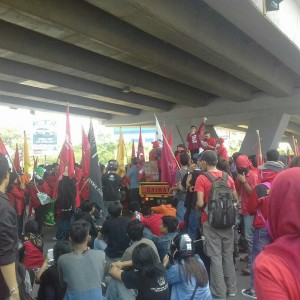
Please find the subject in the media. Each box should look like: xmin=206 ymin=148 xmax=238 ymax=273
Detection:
xmin=0 ymin=0 xmax=300 ymax=153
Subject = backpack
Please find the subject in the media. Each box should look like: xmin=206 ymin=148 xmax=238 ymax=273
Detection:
xmin=203 ymin=172 xmax=236 ymax=229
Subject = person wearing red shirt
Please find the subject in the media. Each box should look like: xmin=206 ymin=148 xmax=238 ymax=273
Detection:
xmin=139 ymin=206 xmax=163 ymax=236
xmin=195 ymin=151 xmax=237 ymax=299
xmin=215 ymin=138 xmax=229 ymax=161
xmin=28 ymin=167 xmax=51 ymax=234
xmin=200 ymin=131 xmax=216 ymax=151
xmin=7 ymin=172 xmax=26 ymax=235
xmin=186 ymin=118 xmax=206 ymax=159
xmin=254 ymin=168 xmax=300 ymax=300
xmin=235 ymin=155 xmax=259 ymax=276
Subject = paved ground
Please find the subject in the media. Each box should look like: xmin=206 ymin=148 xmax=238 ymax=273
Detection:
xmin=42 ymin=225 xmax=250 ymax=300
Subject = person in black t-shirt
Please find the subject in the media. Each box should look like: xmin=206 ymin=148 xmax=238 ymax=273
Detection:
xmin=102 ymin=160 xmax=122 ymax=218
xmin=109 ymin=243 xmax=169 ymax=300
xmin=98 ymin=202 xmax=130 ymax=264
xmin=36 ymin=241 xmax=73 ymax=300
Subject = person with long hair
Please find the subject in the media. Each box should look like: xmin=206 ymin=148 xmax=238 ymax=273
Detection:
xmin=109 ymin=243 xmax=169 ymax=300
xmin=254 ymin=168 xmax=300 ymax=299
xmin=163 ymin=234 xmax=211 ymax=300
xmin=58 ymin=220 xmax=105 ymax=299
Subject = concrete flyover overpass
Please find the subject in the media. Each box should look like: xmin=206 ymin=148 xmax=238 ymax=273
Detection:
xmin=0 ymin=0 xmax=300 ymax=154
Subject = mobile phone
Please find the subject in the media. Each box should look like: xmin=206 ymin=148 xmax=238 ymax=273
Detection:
xmin=47 ymin=248 xmax=54 ymax=262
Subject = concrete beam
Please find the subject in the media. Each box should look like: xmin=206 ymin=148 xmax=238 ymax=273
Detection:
xmin=0 ymin=0 xmax=254 ymax=102
xmin=0 ymin=94 xmax=111 ymax=119
xmin=0 ymin=58 xmax=173 ymax=112
xmin=205 ymin=0 xmax=300 ymax=79
xmin=89 ymin=0 xmax=296 ymax=97
xmin=0 ymin=20 xmax=211 ymax=107
xmin=0 ymin=80 xmax=140 ymax=116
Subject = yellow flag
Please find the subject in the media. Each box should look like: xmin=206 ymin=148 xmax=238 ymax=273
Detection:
xmin=116 ymin=128 xmax=127 ymax=177
xmin=23 ymin=131 xmax=31 ymax=174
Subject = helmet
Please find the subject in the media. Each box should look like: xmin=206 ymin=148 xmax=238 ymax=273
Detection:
xmin=170 ymin=234 xmax=194 ymax=261
xmin=107 ymin=160 xmax=118 ymax=171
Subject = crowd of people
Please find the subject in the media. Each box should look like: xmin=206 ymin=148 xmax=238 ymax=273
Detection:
xmin=0 ymin=121 xmax=299 ymax=300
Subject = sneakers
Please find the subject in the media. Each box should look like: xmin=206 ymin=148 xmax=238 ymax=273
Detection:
xmin=242 ymin=268 xmax=251 ymax=276
xmin=242 ymin=288 xmax=257 ymax=299
xmin=227 ymin=293 xmax=236 ymax=297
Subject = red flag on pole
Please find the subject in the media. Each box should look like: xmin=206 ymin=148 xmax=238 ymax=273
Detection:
xmin=0 ymin=136 xmax=8 ymax=155
xmin=81 ymin=126 xmax=90 ymax=178
xmin=13 ymin=144 xmax=22 ymax=172
xmin=292 ymin=136 xmax=299 ymax=156
xmin=161 ymin=124 xmax=179 ymax=186
xmin=137 ymin=127 xmax=145 ymax=161
xmin=54 ymin=104 xmax=75 ymax=199
xmin=131 ymin=139 xmax=136 ymax=160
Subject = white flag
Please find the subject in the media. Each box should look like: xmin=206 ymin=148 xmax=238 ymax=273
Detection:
xmin=154 ymin=115 xmax=163 ymax=142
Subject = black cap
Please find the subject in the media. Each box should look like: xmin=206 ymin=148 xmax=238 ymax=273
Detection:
xmin=201 ymin=150 xmax=218 ymax=165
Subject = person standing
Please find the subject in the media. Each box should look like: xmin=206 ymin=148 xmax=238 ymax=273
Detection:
xmin=195 ymin=150 xmax=237 ymax=299
xmin=126 ymin=158 xmax=140 ymax=204
xmin=235 ymin=155 xmax=259 ymax=275
xmin=169 ymin=152 xmax=189 ymax=223
xmin=200 ymin=132 xmax=216 ymax=151
xmin=0 ymin=153 xmax=20 ymax=300
xmin=186 ymin=118 xmax=206 ymax=159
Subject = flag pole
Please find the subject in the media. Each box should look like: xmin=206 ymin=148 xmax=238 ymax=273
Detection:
xmin=256 ymin=129 xmax=262 ymax=166
xmin=292 ymin=135 xmax=298 ymax=156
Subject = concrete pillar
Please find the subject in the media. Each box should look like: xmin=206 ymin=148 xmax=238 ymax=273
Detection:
xmin=240 ymin=113 xmax=291 ymax=155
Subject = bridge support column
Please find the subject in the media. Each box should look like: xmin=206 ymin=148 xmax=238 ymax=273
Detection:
xmin=240 ymin=113 xmax=291 ymax=155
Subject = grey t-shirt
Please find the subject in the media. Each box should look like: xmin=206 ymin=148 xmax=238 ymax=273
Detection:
xmin=175 ymin=168 xmax=188 ymax=199
xmin=58 ymin=250 xmax=105 ymax=293
xmin=121 ymin=238 xmax=160 ymax=262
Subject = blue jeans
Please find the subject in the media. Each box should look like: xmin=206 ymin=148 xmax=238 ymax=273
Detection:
xmin=251 ymin=227 xmax=272 ymax=289
xmin=94 ymin=238 xmax=107 ymax=251
xmin=176 ymin=199 xmax=186 ymax=223
xmin=188 ymin=209 xmax=201 ymax=240
xmin=105 ymin=278 xmax=136 ymax=300
xmin=243 ymin=215 xmax=254 ymax=269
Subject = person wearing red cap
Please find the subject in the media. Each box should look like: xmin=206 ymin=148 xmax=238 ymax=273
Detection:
xmin=235 ymin=155 xmax=259 ymax=276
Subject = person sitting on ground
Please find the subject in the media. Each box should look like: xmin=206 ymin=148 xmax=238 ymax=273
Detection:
xmin=58 ymin=220 xmax=106 ymax=300
xmin=36 ymin=241 xmax=73 ymax=300
xmin=128 ymin=201 xmax=141 ymax=219
xmin=139 ymin=206 xmax=164 ymax=236
xmin=144 ymin=216 xmax=178 ymax=261
xmin=73 ymin=201 xmax=98 ymax=249
xmin=254 ymin=168 xmax=300 ymax=300
xmin=21 ymin=220 xmax=44 ymax=282
xmin=163 ymin=233 xmax=212 ymax=300
xmin=96 ymin=202 xmax=130 ymax=264
xmin=151 ymin=197 xmax=177 ymax=217
xmin=108 ymin=243 xmax=169 ymax=300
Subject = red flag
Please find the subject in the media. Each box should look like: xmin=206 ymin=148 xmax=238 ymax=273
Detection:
xmin=81 ymin=126 xmax=90 ymax=178
xmin=13 ymin=144 xmax=21 ymax=172
xmin=131 ymin=139 xmax=136 ymax=160
xmin=161 ymin=124 xmax=179 ymax=186
xmin=168 ymin=127 xmax=173 ymax=148
xmin=137 ymin=127 xmax=144 ymax=161
xmin=292 ymin=136 xmax=299 ymax=156
xmin=0 ymin=136 xmax=8 ymax=155
xmin=53 ymin=104 xmax=75 ymax=200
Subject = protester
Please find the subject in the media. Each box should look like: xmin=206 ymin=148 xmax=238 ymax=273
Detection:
xmin=254 ymin=168 xmax=300 ymax=299
xmin=97 ymin=202 xmax=130 ymax=264
xmin=144 ymin=216 xmax=178 ymax=261
xmin=200 ymin=131 xmax=216 ymax=151
xmin=169 ymin=152 xmax=190 ymax=222
xmin=102 ymin=159 xmax=122 ymax=217
xmin=195 ymin=150 xmax=237 ymax=299
xmin=0 ymin=154 xmax=20 ymax=300
xmin=235 ymin=155 xmax=259 ymax=275
xmin=163 ymin=234 xmax=212 ymax=300
xmin=186 ymin=118 xmax=206 ymax=158
xmin=28 ymin=166 xmax=51 ymax=233
xmin=216 ymin=138 xmax=229 ymax=161
xmin=58 ymin=220 xmax=106 ymax=299
xmin=127 ymin=158 xmax=140 ymax=203
xmin=56 ymin=169 xmax=77 ymax=240
xmin=139 ymin=206 xmax=163 ymax=236
xmin=7 ymin=171 xmax=26 ymax=235
xmin=149 ymin=141 xmax=162 ymax=176
xmin=242 ymin=149 xmax=284 ymax=299
xmin=109 ymin=243 xmax=169 ymax=300
xmin=22 ymin=220 xmax=44 ymax=282
xmin=36 ymin=241 xmax=73 ymax=300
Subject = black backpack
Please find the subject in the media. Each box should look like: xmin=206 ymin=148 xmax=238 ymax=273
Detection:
xmin=204 ymin=172 xmax=236 ymax=229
